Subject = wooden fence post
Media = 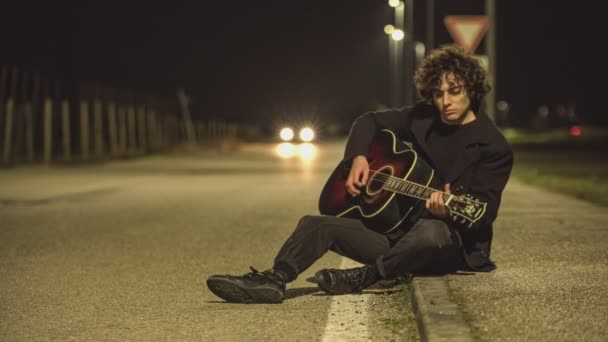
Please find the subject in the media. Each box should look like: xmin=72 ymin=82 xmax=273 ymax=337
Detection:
xmin=61 ymin=100 xmax=71 ymax=162
xmin=2 ymin=99 xmax=14 ymax=164
xmin=197 ymin=122 xmax=205 ymax=143
xmin=24 ymin=103 xmax=34 ymax=162
xmin=80 ymin=100 xmax=89 ymax=161
xmin=137 ymin=105 xmax=146 ymax=153
xmin=147 ymin=110 xmax=156 ymax=151
xmin=127 ymin=106 xmax=136 ymax=154
xmin=43 ymin=98 xmax=52 ymax=164
xmin=118 ymin=106 xmax=127 ymax=156
xmin=93 ymin=99 xmax=104 ymax=158
xmin=107 ymin=102 xmax=118 ymax=156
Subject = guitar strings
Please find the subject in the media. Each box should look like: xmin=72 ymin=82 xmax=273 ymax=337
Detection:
xmin=365 ymin=169 xmax=472 ymax=204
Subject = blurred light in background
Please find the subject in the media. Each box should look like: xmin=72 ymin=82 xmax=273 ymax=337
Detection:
xmin=384 ymin=24 xmax=395 ymax=35
xmin=497 ymin=100 xmax=510 ymax=112
xmin=299 ymin=127 xmax=315 ymax=142
xmin=391 ymin=29 xmax=405 ymax=41
xmin=275 ymin=142 xmax=317 ymax=162
xmin=569 ymin=125 xmax=581 ymax=137
xmin=276 ymin=142 xmax=297 ymax=158
xmin=537 ymin=105 xmax=549 ymax=118
xmin=298 ymin=143 xmax=316 ymax=162
xmin=415 ymin=41 xmax=425 ymax=59
xmin=279 ymin=127 xmax=295 ymax=141
xmin=388 ymin=0 xmax=400 ymax=8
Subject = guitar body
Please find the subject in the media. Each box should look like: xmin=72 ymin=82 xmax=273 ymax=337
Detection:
xmin=319 ymin=129 xmax=439 ymax=234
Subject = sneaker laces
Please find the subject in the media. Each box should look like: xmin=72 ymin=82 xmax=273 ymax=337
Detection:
xmin=335 ymin=266 xmax=370 ymax=291
xmin=244 ymin=266 xmax=284 ymax=286
xmin=246 ymin=266 xmax=262 ymax=276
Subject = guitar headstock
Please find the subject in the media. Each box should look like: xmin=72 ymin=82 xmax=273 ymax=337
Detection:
xmin=447 ymin=194 xmax=487 ymax=229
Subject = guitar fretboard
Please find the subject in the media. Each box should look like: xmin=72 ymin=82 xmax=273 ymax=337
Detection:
xmin=371 ymin=170 xmax=450 ymax=202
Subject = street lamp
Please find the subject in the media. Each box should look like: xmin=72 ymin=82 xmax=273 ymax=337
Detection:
xmin=386 ymin=0 xmax=405 ymax=107
xmin=385 ymin=0 xmax=414 ymax=107
xmin=391 ymin=29 xmax=405 ymax=41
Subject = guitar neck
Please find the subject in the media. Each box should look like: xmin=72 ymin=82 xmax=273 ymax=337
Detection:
xmin=371 ymin=169 xmax=452 ymax=203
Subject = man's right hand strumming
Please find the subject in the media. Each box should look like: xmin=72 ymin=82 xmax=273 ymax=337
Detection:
xmin=345 ymin=155 xmax=369 ymax=197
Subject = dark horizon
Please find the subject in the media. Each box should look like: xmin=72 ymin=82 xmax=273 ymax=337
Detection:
xmin=0 ymin=0 xmax=604 ymax=127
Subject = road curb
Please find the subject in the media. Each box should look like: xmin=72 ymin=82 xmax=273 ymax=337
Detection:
xmin=410 ymin=276 xmax=475 ymax=342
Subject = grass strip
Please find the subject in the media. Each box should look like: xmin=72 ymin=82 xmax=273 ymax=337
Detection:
xmin=512 ymin=166 xmax=608 ymax=206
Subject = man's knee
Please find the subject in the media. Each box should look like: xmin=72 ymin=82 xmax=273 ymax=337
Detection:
xmin=296 ymin=215 xmax=337 ymax=232
xmin=297 ymin=215 xmax=327 ymax=228
xmin=295 ymin=215 xmax=357 ymax=236
xmin=413 ymin=219 xmax=454 ymax=250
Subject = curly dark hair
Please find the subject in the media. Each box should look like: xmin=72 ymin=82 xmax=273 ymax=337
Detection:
xmin=414 ymin=44 xmax=490 ymax=112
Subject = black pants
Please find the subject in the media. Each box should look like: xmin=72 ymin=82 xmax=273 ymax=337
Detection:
xmin=273 ymin=215 xmax=465 ymax=281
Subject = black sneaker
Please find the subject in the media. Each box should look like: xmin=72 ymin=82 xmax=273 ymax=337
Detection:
xmin=206 ymin=267 xmax=286 ymax=304
xmin=315 ymin=265 xmax=378 ymax=295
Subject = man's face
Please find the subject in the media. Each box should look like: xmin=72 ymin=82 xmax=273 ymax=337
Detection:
xmin=432 ymin=73 xmax=475 ymax=125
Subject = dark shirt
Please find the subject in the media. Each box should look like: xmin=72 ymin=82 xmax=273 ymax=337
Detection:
xmin=426 ymin=118 xmax=481 ymax=183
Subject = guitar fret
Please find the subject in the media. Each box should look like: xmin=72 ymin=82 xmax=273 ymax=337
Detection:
xmin=408 ymin=183 xmax=416 ymax=196
xmin=395 ymin=180 xmax=402 ymax=193
xmin=383 ymin=178 xmax=391 ymax=190
xmin=422 ymin=188 xmax=430 ymax=199
xmin=423 ymin=187 xmax=431 ymax=199
xmin=399 ymin=181 xmax=407 ymax=194
xmin=387 ymin=179 xmax=394 ymax=191
xmin=416 ymin=185 xmax=424 ymax=198
xmin=412 ymin=184 xmax=419 ymax=197
xmin=442 ymin=193 xmax=450 ymax=203
xmin=404 ymin=182 xmax=413 ymax=195
xmin=390 ymin=178 xmax=398 ymax=190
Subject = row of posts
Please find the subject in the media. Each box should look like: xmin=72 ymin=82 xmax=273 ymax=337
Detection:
xmin=0 ymin=97 xmax=237 ymax=165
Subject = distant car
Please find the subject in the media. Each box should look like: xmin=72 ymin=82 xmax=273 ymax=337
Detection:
xmin=279 ymin=127 xmax=315 ymax=142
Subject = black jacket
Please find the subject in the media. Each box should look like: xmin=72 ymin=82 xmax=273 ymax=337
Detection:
xmin=342 ymin=103 xmax=514 ymax=271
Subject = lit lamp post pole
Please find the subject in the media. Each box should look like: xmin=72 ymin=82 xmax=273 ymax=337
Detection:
xmin=403 ymin=0 xmax=415 ymax=107
xmin=387 ymin=0 xmax=414 ymax=107
xmin=387 ymin=0 xmax=404 ymax=108
xmin=385 ymin=25 xmax=403 ymax=108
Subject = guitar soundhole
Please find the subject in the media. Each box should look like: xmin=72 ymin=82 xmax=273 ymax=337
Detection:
xmin=366 ymin=165 xmax=393 ymax=196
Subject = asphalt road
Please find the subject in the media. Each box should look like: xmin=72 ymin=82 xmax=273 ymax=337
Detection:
xmin=4 ymin=140 xmax=606 ymax=341
xmin=0 ymin=142 xmax=414 ymax=341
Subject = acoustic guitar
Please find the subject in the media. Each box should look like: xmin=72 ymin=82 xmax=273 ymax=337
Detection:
xmin=318 ymin=129 xmax=486 ymax=234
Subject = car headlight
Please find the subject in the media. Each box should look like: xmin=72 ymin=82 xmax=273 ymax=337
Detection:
xmin=299 ymin=127 xmax=315 ymax=142
xmin=279 ymin=127 xmax=295 ymax=141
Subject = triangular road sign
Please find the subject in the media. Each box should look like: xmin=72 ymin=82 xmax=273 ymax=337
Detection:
xmin=444 ymin=16 xmax=489 ymax=53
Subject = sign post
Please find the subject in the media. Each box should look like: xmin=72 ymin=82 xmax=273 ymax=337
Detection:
xmin=444 ymin=16 xmax=488 ymax=53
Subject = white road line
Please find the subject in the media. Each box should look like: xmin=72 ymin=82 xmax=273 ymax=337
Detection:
xmin=321 ymin=258 xmax=371 ymax=342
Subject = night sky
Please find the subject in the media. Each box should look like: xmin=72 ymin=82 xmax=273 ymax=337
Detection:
xmin=1 ymin=0 xmax=605 ymax=127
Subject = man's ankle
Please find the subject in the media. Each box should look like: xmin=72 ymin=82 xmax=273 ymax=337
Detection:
xmin=272 ymin=262 xmax=297 ymax=283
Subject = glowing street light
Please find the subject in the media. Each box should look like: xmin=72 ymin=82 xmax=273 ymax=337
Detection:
xmin=384 ymin=24 xmax=395 ymax=35
xmin=388 ymin=0 xmax=400 ymax=8
xmin=391 ymin=29 xmax=405 ymax=41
